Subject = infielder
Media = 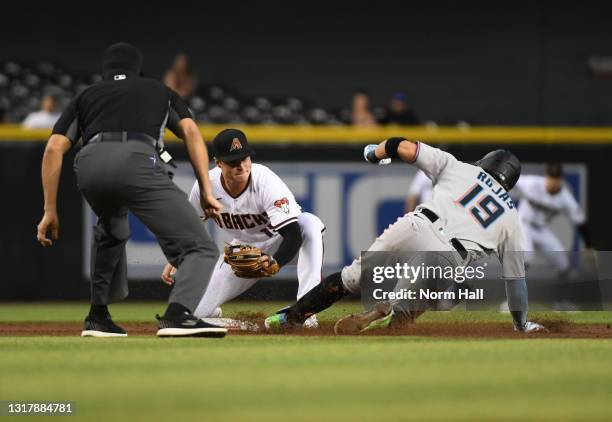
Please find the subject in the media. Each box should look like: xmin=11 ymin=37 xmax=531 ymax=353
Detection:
xmin=265 ymin=137 xmax=546 ymax=334
xmin=162 ymin=129 xmax=324 ymax=328
xmin=514 ymin=163 xmax=592 ymax=273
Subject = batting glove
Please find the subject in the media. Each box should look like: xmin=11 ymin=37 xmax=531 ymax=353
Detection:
xmin=363 ymin=144 xmax=391 ymax=165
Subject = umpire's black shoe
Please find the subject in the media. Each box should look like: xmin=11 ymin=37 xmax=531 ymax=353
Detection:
xmin=156 ymin=312 xmax=227 ymax=338
xmin=81 ymin=315 xmax=127 ymax=338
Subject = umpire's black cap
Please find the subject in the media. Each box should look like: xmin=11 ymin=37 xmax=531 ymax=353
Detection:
xmin=102 ymin=42 xmax=143 ymax=75
xmin=212 ymin=129 xmax=255 ymax=162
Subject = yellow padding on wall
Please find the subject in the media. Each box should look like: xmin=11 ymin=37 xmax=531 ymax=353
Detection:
xmin=3 ymin=124 xmax=612 ymax=144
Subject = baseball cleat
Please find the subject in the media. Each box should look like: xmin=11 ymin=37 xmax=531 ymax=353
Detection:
xmin=264 ymin=313 xmax=287 ymax=332
xmin=334 ymin=302 xmax=394 ymax=335
xmin=81 ymin=315 xmax=127 ymax=337
xmin=275 ymin=306 xmax=319 ymax=329
xmin=264 ymin=313 xmax=299 ymax=332
xmin=514 ymin=321 xmax=548 ymax=333
xmin=156 ymin=312 xmax=227 ymax=338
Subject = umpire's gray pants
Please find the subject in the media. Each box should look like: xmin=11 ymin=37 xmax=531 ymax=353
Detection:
xmin=74 ymin=140 xmax=219 ymax=311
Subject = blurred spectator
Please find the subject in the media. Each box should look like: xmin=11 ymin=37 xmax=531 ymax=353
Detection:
xmin=21 ymin=94 xmax=61 ymax=128
xmin=351 ymin=90 xmax=377 ymax=127
xmin=164 ymin=53 xmax=197 ymax=99
xmin=378 ymin=92 xmax=419 ymax=125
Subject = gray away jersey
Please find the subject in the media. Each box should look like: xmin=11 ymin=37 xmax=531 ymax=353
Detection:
xmin=414 ymin=143 xmax=525 ymax=279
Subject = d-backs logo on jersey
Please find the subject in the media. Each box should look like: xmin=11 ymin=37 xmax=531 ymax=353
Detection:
xmin=274 ymin=197 xmax=290 ymax=214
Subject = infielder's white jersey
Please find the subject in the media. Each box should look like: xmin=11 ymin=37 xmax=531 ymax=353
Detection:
xmin=189 ymin=163 xmax=302 ymax=243
xmin=188 ymin=163 xmax=325 ymax=320
xmin=415 ymin=143 xmax=525 ymax=279
xmin=514 ymin=175 xmax=585 ymax=228
xmin=408 ymin=170 xmax=433 ymax=203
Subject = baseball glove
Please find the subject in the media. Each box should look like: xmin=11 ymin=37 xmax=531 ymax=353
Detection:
xmin=223 ymin=244 xmax=280 ymax=278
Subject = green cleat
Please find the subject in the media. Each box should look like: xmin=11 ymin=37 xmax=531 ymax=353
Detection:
xmin=334 ymin=302 xmax=394 ymax=335
xmin=264 ymin=313 xmax=290 ymax=332
xmin=265 ymin=311 xmax=317 ymax=332
xmin=363 ymin=310 xmax=394 ymax=331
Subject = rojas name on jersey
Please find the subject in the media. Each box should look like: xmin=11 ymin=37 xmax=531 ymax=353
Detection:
xmin=477 ymin=171 xmax=515 ymax=209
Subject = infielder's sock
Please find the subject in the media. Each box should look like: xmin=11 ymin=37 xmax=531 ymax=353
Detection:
xmin=163 ymin=302 xmax=191 ymax=319
xmin=286 ymin=272 xmax=348 ymax=324
xmin=89 ymin=304 xmax=109 ymax=318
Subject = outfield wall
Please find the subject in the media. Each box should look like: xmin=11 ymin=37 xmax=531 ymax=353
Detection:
xmin=1 ymin=126 xmax=610 ymax=300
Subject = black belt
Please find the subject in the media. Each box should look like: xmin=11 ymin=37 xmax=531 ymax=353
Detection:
xmin=87 ymin=131 xmax=157 ymax=148
xmin=419 ymin=208 xmax=439 ymax=223
xmin=418 ymin=208 xmax=468 ymax=259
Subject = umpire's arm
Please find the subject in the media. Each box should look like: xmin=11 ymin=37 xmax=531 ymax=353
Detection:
xmin=167 ymin=89 xmax=222 ymax=218
xmin=37 ymin=134 xmax=72 ymax=246
xmin=174 ymin=118 xmax=222 ymax=218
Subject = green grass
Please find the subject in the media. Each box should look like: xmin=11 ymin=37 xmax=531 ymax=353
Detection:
xmin=1 ymin=302 xmax=612 ymax=421
xmin=1 ymin=336 xmax=611 ymax=421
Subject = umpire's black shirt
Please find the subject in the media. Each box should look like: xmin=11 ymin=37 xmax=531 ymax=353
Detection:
xmin=52 ymin=70 xmax=191 ymax=146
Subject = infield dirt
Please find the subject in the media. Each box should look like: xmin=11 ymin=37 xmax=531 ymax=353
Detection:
xmin=2 ymin=318 xmax=611 ymax=338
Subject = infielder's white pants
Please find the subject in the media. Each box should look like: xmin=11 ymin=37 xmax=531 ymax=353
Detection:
xmin=341 ymin=212 xmax=464 ymax=295
xmin=194 ymin=212 xmax=325 ymax=318
xmin=521 ymin=222 xmax=569 ymax=272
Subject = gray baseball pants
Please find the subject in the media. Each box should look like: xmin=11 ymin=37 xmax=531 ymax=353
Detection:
xmin=74 ymin=140 xmax=218 ymax=311
xmin=341 ymin=212 xmax=468 ymax=317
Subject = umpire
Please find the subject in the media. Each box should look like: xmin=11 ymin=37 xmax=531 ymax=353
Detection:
xmin=37 ymin=43 xmax=226 ymax=338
